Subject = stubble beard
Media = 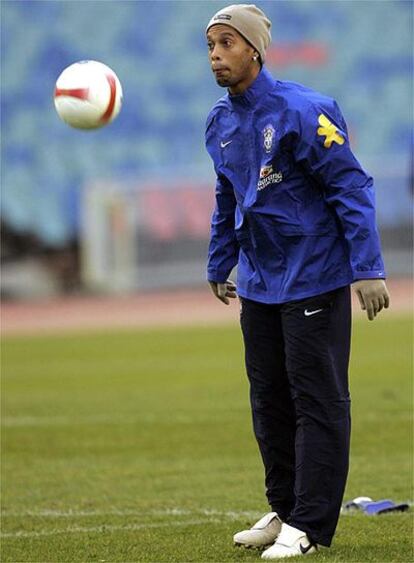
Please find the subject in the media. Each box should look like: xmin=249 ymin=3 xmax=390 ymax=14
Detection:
xmin=214 ymin=69 xmax=237 ymax=89
xmin=215 ymin=76 xmax=231 ymax=87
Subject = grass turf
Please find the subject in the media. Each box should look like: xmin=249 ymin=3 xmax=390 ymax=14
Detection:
xmin=1 ymin=314 xmax=412 ymax=562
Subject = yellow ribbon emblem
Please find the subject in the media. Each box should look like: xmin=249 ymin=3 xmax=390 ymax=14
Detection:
xmin=317 ymin=114 xmax=345 ymax=148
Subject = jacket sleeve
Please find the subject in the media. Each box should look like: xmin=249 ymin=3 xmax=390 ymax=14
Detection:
xmin=292 ymin=101 xmax=386 ymax=280
xmin=207 ymin=173 xmax=239 ymax=283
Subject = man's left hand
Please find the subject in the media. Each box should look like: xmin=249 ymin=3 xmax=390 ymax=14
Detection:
xmin=352 ymin=279 xmax=390 ymax=321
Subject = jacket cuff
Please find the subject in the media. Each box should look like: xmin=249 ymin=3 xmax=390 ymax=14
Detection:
xmin=353 ymin=270 xmax=387 ymax=281
xmin=207 ymin=268 xmax=231 ymax=284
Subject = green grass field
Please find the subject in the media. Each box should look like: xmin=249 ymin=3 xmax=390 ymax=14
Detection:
xmin=1 ymin=315 xmax=413 ymax=562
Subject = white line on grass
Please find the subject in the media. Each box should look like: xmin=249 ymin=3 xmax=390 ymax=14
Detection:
xmin=1 ymin=508 xmax=261 ymax=519
xmin=2 ymin=412 xmax=235 ymax=427
xmin=1 ymin=518 xmax=221 ymax=539
xmin=2 ymin=414 xmax=151 ymax=427
xmin=3 ymin=506 xmax=411 ymax=539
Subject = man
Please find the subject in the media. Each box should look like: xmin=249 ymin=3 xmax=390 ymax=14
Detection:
xmin=205 ymin=4 xmax=390 ymax=560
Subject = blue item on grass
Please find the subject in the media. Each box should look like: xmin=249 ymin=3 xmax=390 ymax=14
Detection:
xmin=344 ymin=497 xmax=409 ymax=515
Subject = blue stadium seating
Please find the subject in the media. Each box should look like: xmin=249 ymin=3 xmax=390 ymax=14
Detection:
xmin=1 ymin=0 xmax=412 ymax=246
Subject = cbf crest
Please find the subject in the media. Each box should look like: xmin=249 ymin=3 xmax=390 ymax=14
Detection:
xmin=263 ymin=124 xmax=275 ymax=154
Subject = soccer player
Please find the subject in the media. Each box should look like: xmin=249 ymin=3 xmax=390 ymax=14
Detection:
xmin=205 ymin=4 xmax=390 ymax=559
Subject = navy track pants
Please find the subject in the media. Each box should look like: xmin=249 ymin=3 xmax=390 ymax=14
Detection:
xmin=240 ymin=286 xmax=351 ymax=547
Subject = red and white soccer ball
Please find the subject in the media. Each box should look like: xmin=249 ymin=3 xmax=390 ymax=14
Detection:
xmin=54 ymin=60 xmax=123 ymax=130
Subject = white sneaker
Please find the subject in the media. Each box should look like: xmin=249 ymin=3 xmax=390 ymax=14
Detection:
xmin=261 ymin=523 xmax=317 ymax=559
xmin=233 ymin=512 xmax=282 ymax=549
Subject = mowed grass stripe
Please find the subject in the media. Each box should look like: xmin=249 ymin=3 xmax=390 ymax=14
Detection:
xmin=1 ymin=317 xmax=412 ymax=562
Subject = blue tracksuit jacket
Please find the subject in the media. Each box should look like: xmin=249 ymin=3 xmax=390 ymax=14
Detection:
xmin=206 ymin=67 xmax=386 ymax=304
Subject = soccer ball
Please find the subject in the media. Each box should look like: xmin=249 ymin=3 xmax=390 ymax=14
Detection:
xmin=54 ymin=60 xmax=123 ymax=130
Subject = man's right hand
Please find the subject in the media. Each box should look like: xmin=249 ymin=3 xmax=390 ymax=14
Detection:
xmin=209 ymin=280 xmax=237 ymax=305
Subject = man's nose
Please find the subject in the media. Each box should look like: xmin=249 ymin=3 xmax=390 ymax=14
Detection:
xmin=210 ymin=46 xmax=221 ymax=60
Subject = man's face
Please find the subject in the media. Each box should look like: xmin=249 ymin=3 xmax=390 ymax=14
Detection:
xmin=206 ymin=24 xmax=258 ymax=94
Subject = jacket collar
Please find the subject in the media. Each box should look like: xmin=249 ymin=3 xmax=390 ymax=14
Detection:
xmin=228 ymin=66 xmax=274 ymax=107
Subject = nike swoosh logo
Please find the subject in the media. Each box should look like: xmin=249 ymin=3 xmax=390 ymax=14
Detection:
xmin=299 ymin=542 xmax=314 ymax=554
xmin=304 ymin=308 xmax=324 ymax=317
xmin=220 ymin=140 xmax=232 ymax=148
